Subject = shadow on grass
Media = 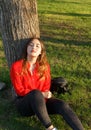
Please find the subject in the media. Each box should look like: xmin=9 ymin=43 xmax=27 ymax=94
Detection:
xmin=0 ymin=116 xmax=40 ymax=130
xmin=0 ymin=90 xmax=41 ymax=130
xmin=42 ymin=11 xmax=91 ymax=17
xmin=39 ymin=17 xmax=91 ymax=47
xmin=39 ymin=0 xmax=91 ymax=6
xmin=42 ymin=36 xmax=91 ymax=46
xmin=49 ymin=0 xmax=91 ymax=5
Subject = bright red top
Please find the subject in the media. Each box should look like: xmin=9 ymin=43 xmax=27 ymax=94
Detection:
xmin=10 ymin=59 xmax=51 ymax=96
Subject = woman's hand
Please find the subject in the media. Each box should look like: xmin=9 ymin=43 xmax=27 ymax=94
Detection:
xmin=42 ymin=91 xmax=52 ymax=99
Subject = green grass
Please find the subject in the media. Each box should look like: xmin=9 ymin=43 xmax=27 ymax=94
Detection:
xmin=0 ymin=0 xmax=91 ymax=129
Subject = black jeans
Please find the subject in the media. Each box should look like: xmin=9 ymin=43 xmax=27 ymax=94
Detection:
xmin=15 ymin=90 xmax=84 ymax=130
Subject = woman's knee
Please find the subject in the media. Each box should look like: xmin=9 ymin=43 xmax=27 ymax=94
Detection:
xmin=30 ymin=89 xmax=42 ymax=96
xmin=28 ymin=89 xmax=44 ymax=101
xmin=61 ymin=100 xmax=70 ymax=110
xmin=55 ymin=99 xmax=70 ymax=113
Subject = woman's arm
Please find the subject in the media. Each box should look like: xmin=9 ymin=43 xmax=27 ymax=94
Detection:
xmin=10 ymin=63 xmax=30 ymax=96
xmin=41 ymin=64 xmax=52 ymax=98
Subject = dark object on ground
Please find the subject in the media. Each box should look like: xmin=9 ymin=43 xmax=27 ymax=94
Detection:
xmin=0 ymin=82 xmax=6 ymax=91
xmin=50 ymin=77 xmax=71 ymax=95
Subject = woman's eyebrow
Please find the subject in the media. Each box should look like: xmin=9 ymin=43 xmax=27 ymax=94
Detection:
xmin=36 ymin=43 xmax=41 ymax=45
xmin=29 ymin=42 xmax=40 ymax=46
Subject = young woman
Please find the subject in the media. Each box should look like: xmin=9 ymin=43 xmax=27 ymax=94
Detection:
xmin=10 ymin=38 xmax=84 ymax=130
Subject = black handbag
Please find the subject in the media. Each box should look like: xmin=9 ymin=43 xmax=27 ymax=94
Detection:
xmin=50 ymin=77 xmax=71 ymax=95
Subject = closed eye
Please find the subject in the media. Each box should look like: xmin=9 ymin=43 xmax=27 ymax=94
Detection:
xmin=36 ymin=44 xmax=40 ymax=47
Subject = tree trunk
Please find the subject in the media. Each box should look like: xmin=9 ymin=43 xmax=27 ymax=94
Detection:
xmin=0 ymin=0 xmax=40 ymax=68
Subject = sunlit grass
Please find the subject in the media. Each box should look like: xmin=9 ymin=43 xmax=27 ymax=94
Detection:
xmin=0 ymin=0 xmax=91 ymax=129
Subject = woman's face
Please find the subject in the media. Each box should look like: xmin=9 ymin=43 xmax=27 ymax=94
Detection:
xmin=27 ymin=39 xmax=42 ymax=58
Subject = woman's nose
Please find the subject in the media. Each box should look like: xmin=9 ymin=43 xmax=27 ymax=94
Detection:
xmin=32 ymin=45 xmax=35 ymax=49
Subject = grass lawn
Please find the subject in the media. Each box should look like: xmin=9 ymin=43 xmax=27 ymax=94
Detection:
xmin=0 ymin=0 xmax=91 ymax=129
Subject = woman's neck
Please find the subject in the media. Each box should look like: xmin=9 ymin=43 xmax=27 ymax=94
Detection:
xmin=27 ymin=56 xmax=37 ymax=75
xmin=27 ymin=56 xmax=37 ymax=65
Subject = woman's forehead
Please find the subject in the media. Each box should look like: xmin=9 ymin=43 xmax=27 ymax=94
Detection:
xmin=31 ymin=39 xmax=40 ymax=44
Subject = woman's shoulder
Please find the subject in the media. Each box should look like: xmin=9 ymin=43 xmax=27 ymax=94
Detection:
xmin=45 ymin=63 xmax=51 ymax=73
xmin=46 ymin=63 xmax=50 ymax=69
xmin=11 ymin=59 xmax=23 ymax=70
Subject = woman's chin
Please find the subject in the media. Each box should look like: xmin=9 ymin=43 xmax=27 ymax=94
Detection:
xmin=29 ymin=54 xmax=38 ymax=58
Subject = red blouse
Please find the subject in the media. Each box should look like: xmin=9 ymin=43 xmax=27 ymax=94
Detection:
xmin=10 ymin=59 xmax=51 ymax=96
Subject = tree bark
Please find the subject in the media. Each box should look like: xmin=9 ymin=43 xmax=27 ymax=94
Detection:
xmin=0 ymin=0 xmax=40 ymax=68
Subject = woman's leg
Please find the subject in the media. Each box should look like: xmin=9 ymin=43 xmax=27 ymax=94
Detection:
xmin=46 ymin=98 xmax=84 ymax=130
xmin=15 ymin=90 xmax=53 ymax=129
